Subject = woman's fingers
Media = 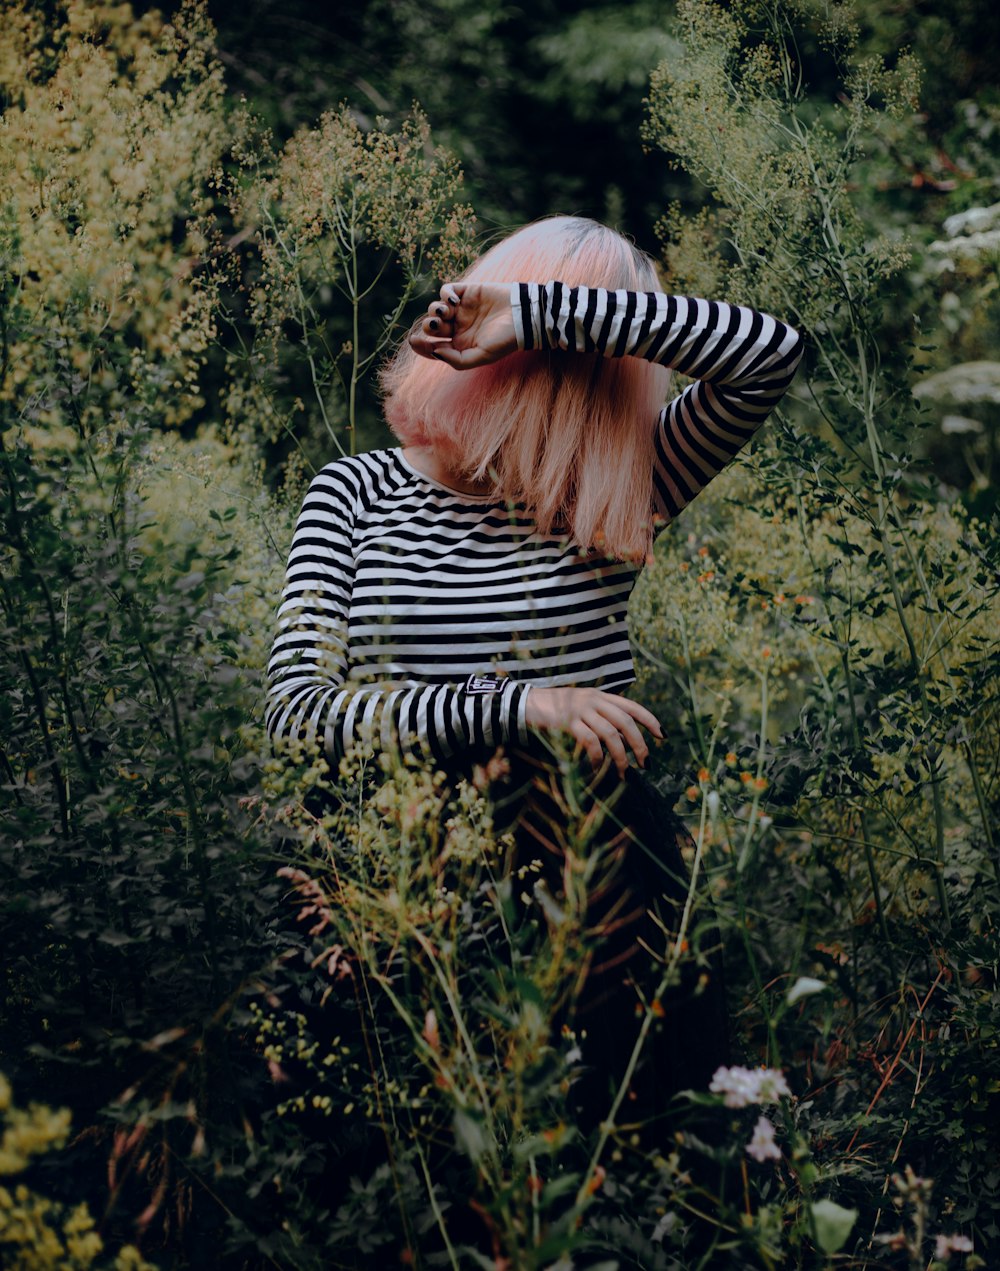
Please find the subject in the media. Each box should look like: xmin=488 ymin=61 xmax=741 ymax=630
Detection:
xmin=575 ymin=701 xmax=650 ymax=777
xmin=408 ymin=287 xmax=459 ymax=359
xmin=409 ymin=280 xmax=515 ymax=367
xmin=524 ymin=686 xmax=664 ymax=776
xmin=582 ymin=712 xmax=632 ymax=776
xmin=589 ymin=701 xmax=650 ymax=773
xmin=606 ymin=693 xmax=663 ymax=739
xmin=428 ymin=342 xmax=495 ymax=369
xmin=568 ymin=721 xmax=607 ymax=771
xmin=408 ymin=328 xmax=455 ymax=360
xmin=595 ymin=701 xmax=650 ymax=770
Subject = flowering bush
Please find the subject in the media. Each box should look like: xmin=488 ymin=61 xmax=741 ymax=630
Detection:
xmin=0 ymin=1073 xmax=152 ymax=1270
xmin=0 ymin=0 xmax=224 ymax=445
xmin=219 ymin=102 xmax=476 ymax=468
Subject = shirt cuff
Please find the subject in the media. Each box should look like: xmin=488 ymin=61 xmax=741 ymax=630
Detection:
xmin=511 ymin=282 xmax=544 ymax=352
xmin=486 ymin=677 xmax=531 ymax=749
xmin=513 ymin=682 xmax=533 ymax=746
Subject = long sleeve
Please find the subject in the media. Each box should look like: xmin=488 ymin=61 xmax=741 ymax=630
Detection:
xmin=512 ymin=282 xmax=804 ymax=525
xmin=265 ymin=463 xmax=531 ymax=766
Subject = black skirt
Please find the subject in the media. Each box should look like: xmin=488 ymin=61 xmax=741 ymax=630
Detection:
xmin=447 ymin=741 xmax=732 ymax=1135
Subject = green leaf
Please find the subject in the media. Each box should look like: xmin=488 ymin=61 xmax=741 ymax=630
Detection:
xmin=453 ymin=1108 xmax=489 ymax=1164
xmin=811 ymin=1199 xmax=857 ymax=1254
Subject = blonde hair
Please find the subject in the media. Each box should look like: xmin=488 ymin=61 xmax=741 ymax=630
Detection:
xmin=380 ymin=216 xmax=672 ymax=561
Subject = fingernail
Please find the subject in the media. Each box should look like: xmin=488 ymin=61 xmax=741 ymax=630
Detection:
xmin=448 ymin=292 xmax=459 ymax=304
xmin=429 ymin=318 xmax=439 ymax=330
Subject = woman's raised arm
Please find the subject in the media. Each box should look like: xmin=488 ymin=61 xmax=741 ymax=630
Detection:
xmin=515 ymin=282 xmax=804 ymax=524
xmin=412 ymin=279 xmax=804 ymax=527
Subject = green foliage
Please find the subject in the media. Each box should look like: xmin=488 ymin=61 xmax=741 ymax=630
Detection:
xmin=0 ymin=0 xmax=225 ymax=440
xmin=0 ymin=0 xmax=997 ymax=1267
xmin=0 ymin=2 xmax=297 ymax=1259
xmin=0 ymin=1073 xmax=153 ymax=1270
xmin=250 ymin=751 xmax=739 ymax=1268
xmin=634 ymin=0 xmax=1000 ymax=1262
xmin=0 ymin=413 xmax=294 ymax=1257
xmin=220 ymin=102 xmax=476 ymax=467
xmin=209 ymin=0 xmax=687 ymax=241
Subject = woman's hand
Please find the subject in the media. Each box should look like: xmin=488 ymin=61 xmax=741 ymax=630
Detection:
xmin=409 ymin=282 xmax=517 ymax=370
xmin=524 ymin=687 xmax=663 ymax=779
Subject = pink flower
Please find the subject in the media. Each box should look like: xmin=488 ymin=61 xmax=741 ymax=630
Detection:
xmin=934 ymin=1233 xmax=973 ymax=1261
xmin=745 ymin=1115 xmax=781 ymax=1163
xmin=709 ymin=1064 xmax=792 ymax=1107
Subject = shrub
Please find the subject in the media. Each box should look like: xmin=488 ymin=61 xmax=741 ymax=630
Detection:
xmin=0 ymin=1072 xmax=153 ymax=1270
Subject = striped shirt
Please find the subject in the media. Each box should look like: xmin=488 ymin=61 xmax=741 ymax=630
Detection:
xmin=266 ymin=282 xmax=803 ymax=764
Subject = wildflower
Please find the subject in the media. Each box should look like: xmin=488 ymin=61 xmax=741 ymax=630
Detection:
xmin=422 ymin=1009 xmax=440 ymax=1054
xmin=934 ymin=1234 xmax=974 ymax=1261
xmin=892 ymin=1165 xmax=932 ymax=1197
xmin=586 ymin=1165 xmax=607 ymax=1195
xmin=709 ymin=1064 xmax=791 ymax=1108
xmin=746 ymin=1115 xmax=781 ymax=1162
xmin=725 ymin=752 xmax=737 ymax=765
xmin=697 ymin=766 xmax=710 ymax=783
xmin=786 ymin=976 xmax=826 ymax=1005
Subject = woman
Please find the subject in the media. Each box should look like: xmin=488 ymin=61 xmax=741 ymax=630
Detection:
xmin=266 ymin=215 xmax=803 ymax=1127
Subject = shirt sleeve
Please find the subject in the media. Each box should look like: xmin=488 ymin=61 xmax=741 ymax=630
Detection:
xmin=512 ymin=281 xmax=804 ymax=526
xmin=265 ymin=462 xmax=532 ymax=766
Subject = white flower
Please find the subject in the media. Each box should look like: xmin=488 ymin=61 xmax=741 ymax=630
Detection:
xmin=787 ymin=976 xmax=828 ymax=1005
xmin=709 ymin=1064 xmax=792 ymax=1108
xmin=746 ymin=1115 xmax=781 ymax=1163
xmin=934 ymin=1233 xmax=974 ymax=1261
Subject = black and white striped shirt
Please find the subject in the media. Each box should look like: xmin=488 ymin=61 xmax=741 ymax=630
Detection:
xmin=266 ymin=283 xmax=803 ymax=764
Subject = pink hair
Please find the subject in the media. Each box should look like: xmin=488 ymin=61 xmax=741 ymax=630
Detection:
xmin=380 ymin=216 xmax=672 ymax=562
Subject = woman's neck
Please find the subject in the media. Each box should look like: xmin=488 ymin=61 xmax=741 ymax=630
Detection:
xmin=402 ymin=445 xmax=493 ymax=496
